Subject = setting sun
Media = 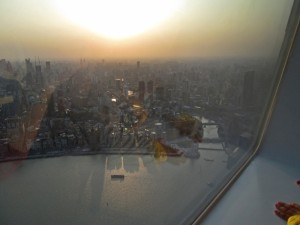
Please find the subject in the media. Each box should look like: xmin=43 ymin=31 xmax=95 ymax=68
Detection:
xmin=56 ymin=0 xmax=184 ymax=40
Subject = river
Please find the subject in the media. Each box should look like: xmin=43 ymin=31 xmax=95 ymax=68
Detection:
xmin=0 ymin=119 xmax=238 ymax=225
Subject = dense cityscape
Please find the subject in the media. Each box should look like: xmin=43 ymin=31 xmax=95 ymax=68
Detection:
xmin=0 ymin=57 xmax=275 ymax=162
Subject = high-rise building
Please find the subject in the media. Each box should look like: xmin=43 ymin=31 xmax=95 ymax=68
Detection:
xmin=6 ymin=61 xmax=13 ymax=73
xmin=46 ymin=61 xmax=51 ymax=71
xmin=25 ymin=58 xmax=33 ymax=74
xmin=0 ymin=59 xmax=6 ymax=71
xmin=44 ymin=61 xmax=52 ymax=85
xmin=35 ymin=65 xmax=43 ymax=85
xmin=115 ymin=79 xmax=122 ymax=91
xmin=0 ymin=59 xmax=13 ymax=73
xmin=25 ymin=58 xmax=34 ymax=87
xmin=147 ymin=80 xmax=153 ymax=94
xmin=138 ymin=81 xmax=145 ymax=102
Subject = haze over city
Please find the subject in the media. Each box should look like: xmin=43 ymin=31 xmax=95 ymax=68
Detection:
xmin=0 ymin=0 xmax=293 ymax=60
xmin=0 ymin=1 xmax=297 ymax=225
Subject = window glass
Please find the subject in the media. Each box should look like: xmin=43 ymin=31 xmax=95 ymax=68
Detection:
xmin=0 ymin=1 xmax=294 ymax=224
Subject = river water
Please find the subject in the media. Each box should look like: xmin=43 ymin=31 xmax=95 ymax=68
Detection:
xmin=0 ymin=120 xmax=237 ymax=225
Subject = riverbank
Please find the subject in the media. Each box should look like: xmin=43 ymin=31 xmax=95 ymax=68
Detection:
xmin=0 ymin=147 xmax=183 ymax=163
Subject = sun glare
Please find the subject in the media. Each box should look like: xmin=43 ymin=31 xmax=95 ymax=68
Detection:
xmin=56 ymin=0 xmax=184 ymax=40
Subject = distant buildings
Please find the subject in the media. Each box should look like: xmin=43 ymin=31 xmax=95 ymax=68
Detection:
xmin=0 ymin=57 xmax=275 ymax=160
xmin=0 ymin=59 xmax=13 ymax=74
xmin=0 ymin=77 xmax=22 ymax=117
xmin=25 ymin=59 xmax=51 ymax=88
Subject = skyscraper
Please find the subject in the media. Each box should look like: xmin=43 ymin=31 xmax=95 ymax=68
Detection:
xmin=115 ymin=79 xmax=121 ymax=91
xmin=46 ymin=61 xmax=51 ymax=71
xmin=138 ymin=81 xmax=145 ymax=102
xmin=147 ymin=80 xmax=153 ymax=94
xmin=25 ymin=58 xmax=34 ymax=87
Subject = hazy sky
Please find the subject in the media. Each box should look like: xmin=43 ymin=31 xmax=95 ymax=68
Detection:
xmin=0 ymin=0 xmax=294 ymax=60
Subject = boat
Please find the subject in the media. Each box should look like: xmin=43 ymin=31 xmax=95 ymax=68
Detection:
xmin=111 ymin=174 xmax=125 ymax=179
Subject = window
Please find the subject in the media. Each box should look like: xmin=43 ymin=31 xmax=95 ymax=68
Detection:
xmin=0 ymin=1 xmax=296 ymax=224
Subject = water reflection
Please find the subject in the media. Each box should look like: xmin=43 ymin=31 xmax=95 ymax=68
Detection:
xmin=0 ymin=144 xmax=246 ymax=225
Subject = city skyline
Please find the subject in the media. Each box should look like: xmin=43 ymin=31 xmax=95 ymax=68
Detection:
xmin=0 ymin=0 xmax=293 ymax=60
